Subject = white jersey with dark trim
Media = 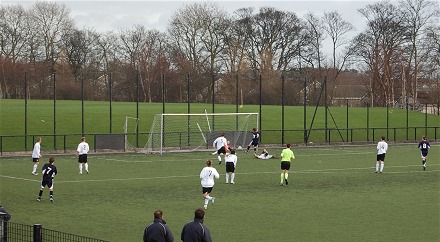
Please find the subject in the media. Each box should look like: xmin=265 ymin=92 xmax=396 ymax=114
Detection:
xmin=213 ymin=136 xmax=227 ymax=150
xmin=200 ymin=166 xmax=219 ymax=187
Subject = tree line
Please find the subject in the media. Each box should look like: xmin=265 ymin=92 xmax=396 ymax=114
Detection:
xmin=1 ymin=0 xmax=439 ymax=109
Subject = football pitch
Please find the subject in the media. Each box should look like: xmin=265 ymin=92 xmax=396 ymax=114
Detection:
xmin=0 ymin=144 xmax=439 ymax=242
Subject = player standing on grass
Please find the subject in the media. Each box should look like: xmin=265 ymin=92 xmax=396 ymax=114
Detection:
xmin=225 ymin=150 xmax=238 ymax=184
xmin=246 ymin=128 xmax=260 ymax=154
xmin=418 ymin=136 xmax=431 ymax=171
xmin=200 ymin=160 xmax=219 ymax=209
xmin=37 ymin=156 xmax=57 ymax=202
xmin=213 ymin=133 xmax=228 ymax=164
xmin=31 ymin=137 xmax=42 ymax=175
xmin=375 ymin=136 xmax=388 ymax=173
xmin=77 ymin=137 xmax=90 ymax=174
xmin=280 ymin=144 xmax=295 ymax=186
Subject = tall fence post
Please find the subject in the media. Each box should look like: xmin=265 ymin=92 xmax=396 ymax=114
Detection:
xmin=281 ymin=75 xmax=285 ymax=145
xmin=25 ymin=72 xmax=28 ymax=151
xmin=303 ymin=77 xmax=307 ymax=144
xmin=33 ymin=224 xmax=42 ymax=242
xmin=367 ymin=103 xmax=370 ymax=142
xmin=425 ymin=103 xmax=428 ymax=136
xmin=53 ymin=72 xmax=56 ymax=150
xmin=259 ymin=74 xmax=262 ymax=143
xmin=346 ymin=99 xmax=349 ymax=142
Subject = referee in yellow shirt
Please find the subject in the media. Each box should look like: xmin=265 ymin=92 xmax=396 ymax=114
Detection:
xmin=280 ymin=144 xmax=295 ymax=186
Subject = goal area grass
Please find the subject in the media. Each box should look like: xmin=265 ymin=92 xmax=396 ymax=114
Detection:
xmin=0 ymin=144 xmax=439 ymax=241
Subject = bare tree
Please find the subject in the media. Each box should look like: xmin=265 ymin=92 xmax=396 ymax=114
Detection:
xmin=63 ymin=28 xmax=99 ymax=80
xmin=168 ymin=2 xmax=230 ymax=102
xmin=399 ymin=0 xmax=440 ymax=109
xmin=223 ymin=8 xmax=253 ymax=74
xmin=357 ymin=1 xmax=406 ymax=107
xmin=0 ymin=4 xmax=29 ymax=98
xmin=28 ymin=1 xmax=74 ymax=66
xmin=322 ymin=11 xmax=355 ymax=102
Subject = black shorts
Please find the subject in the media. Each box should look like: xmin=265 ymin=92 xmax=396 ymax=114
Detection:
xmin=249 ymin=140 xmax=258 ymax=147
xmin=226 ymin=162 xmax=235 ymax=173
xmin=281 ymin=161 xmax=291 ymax=170
xmin=78 ymin=154 xmax=88 ymax=163
xmin=33 ymin=158 xmax=40 ymax=163
xmin=377 ymin=153 xmax=386 ymax=161
xmin=41 ymin=179 xmax=54 ymax=189
xmin=421 ymin=150 xmax=428 ymax=158
xmin=217 ymin=147 xmax=226 ymax=155
xmin=202 ymin=187 xmax=213 ymax=194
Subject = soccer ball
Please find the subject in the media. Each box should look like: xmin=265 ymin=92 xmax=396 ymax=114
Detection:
xmin=237 ymin=146 xmax=243 ymax=150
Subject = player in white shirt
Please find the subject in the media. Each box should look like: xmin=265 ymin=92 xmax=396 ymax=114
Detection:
xmin=225 ymin=150 xmax=238 ymax=184
xmin=200 ymin=159 xmax=219 ymax=209
xmin=375 ymin=136 xmax=388 ymax=173
xmin=31 ymin=137 xmax=42 ymax=175
xmin=77 ymin=137 xmax=90 ymax=174
xmin=254 ymin=149 xmax=274 ymax=159
xmin=212 ymin=133 xmax=228 ymax=164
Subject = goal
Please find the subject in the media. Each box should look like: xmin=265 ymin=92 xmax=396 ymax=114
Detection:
xmin=144 ymin=113 xmax=259 ymax=154
xmin=124 ymin=116 xmax=140 ymax=150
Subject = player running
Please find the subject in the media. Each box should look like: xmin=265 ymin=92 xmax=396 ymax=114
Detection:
xmin=418 ymin=136 xmax=431 ymax=171
xmin=213 ymin=133 xmax=228 ymax=164
xmin=200 ymin=160 xmax=219 ymax=209
xmin=246 ymin=128 xmax=260 ymax=154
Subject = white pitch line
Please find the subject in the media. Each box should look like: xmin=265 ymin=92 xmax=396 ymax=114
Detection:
xmin=1 ymin=163 xmax=438 ymax=184
xmin=0 ymin=175 xmax=39 ymax=182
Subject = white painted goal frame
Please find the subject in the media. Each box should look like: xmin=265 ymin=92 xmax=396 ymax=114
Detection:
xmin=144 ymin=113 xmax=259 ymax=154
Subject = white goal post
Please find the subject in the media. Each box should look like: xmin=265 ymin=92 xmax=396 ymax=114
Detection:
xmin=144 ymin=113 xmax=259 ymax=154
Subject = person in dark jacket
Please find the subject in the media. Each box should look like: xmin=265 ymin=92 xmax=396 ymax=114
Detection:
xmin=0 ymin=204 xmax=11 ymax=242
xmin=181 ymin=208 xmax=212 ymax=242
xmin=143 ymin=210 xmax=174 ymax=242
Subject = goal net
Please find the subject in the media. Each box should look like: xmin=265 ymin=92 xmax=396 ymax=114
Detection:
xmin=144 ymin=113 xmax=259 ymax=154
xmin=124 ymin=116 xmax=140 ymax=150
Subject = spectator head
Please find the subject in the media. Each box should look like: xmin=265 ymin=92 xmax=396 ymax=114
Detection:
xmin=153 ymin=210 xmax=163 ymax=219
xmin=195 ymin=208 xmax=205 ymax=219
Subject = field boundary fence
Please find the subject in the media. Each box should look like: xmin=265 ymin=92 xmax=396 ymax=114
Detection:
xmin=0 ymin=126 xmax=438 ymax=155
xmin=1 ymin=221 xmax=108 ymax=242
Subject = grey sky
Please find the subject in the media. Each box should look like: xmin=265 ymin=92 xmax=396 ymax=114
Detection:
xmin=3 ymin=0 xmax=394 ymax=33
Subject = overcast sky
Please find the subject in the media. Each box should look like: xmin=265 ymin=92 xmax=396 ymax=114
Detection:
xmin=3 ymin=0 xmax=397 ymax=33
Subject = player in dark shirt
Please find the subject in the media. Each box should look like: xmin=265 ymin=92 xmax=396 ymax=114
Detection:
xmin=418 ymin=136 xmax=431 ymax=171
xmin=246 ymin=128 xmax=260 ymax=154
xmin=37 ymin=156 xmax=58 ymax=202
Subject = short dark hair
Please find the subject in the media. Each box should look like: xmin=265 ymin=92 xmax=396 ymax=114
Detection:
xmin=49 ymin=157 xmax=55 ymax=164
xmin=286 ymin=144 xmax=291 ymax=148
xmin=231 ymin=149 xmax=236 ymax=154
xmin=206 ymin=159 xmax=212 ymax=167
xmin=381 ymin=136 xmax=385 ymax=140
xmin=154 ymin=210 xmax=163 ymax=219
xmin=195 ymin=208 xmax=205 ymax=219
